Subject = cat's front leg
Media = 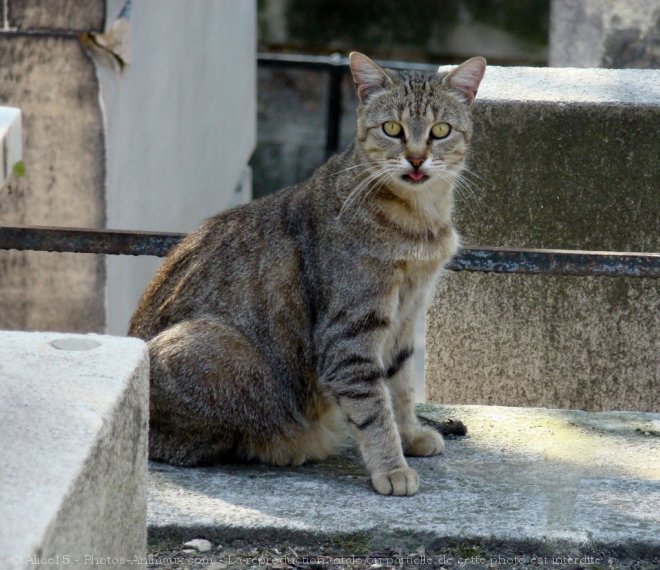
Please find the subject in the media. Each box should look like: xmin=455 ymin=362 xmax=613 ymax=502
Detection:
xmin=386 ymin=344 xmax=445 ymax=457
xmin=321 ymin=347 xmax=418 ymax=496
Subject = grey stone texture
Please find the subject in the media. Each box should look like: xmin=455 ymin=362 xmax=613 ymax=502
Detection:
xmin=148 ymin=404 xmax=660 ymax=555
xmin=550 ymin=0 xmax=660 ymax=68
xmin=0 ymin=331 xmax=149 ymax=570
xmin=0 ymin=34 xmax=106 ymax=332
xmin=7 ymin=0 xmax=106 ymax=32
xmin=427 ymin=274 xmax=658 ymax=412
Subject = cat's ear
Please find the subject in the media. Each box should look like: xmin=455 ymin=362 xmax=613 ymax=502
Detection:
xmin=349 ymin=52 xmax=392 ymax=103
xmin=441 ymin=57 xmax=486 ymax=105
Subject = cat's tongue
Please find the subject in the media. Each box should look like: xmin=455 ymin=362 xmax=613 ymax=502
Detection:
xmin=407 ymin=171 xmax=426 ymax=182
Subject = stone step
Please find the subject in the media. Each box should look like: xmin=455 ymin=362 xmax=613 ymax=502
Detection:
xmin=147 ymin=404 xmax=660 ymax=560
xmin=0 ymin=331 xmax=149 ymax=570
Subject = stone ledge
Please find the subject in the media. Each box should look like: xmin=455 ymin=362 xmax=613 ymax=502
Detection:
xmin=147 ymin=404 xmax=660 ymax=556
xmin=0 ymin=331 xmax=149 ymax=570
xmin=468 ymin=65 xmax=660 ymax=106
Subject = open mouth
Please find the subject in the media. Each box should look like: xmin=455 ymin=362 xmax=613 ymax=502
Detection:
xmin=402 ymin=171 xmax=429 ymax=184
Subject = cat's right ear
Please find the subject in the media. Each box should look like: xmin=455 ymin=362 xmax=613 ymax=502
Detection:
xmin=349 ymin=52 xmax=392 ymax=103
xmin=441 ymin=57 xmax=487 ymax=105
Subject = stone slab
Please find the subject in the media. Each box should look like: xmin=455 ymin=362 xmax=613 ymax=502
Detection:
xmin=426 ymin=272 xmax=659 ymax=412
xmin=426 ymin=66 xmax=659 ymax=412
xmin=446 ymin=64 xmax=660 ymax=106
xmin=0 ymin=331 xmax=149 ymax=570
xmin=147 ymin=404 xmax=660 ymax=556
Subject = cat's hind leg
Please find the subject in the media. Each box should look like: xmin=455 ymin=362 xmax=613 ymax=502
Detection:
xmin=147 ymin=316 xmax=310 ymax=466
xmin=147 ymin=317 xmax=343 ymax=466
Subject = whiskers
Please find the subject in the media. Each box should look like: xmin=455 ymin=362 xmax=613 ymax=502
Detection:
xmin=336 ymin=161 xmax=391 ymax=220
xmin=433 ymin=162 xmax=488 ymax=220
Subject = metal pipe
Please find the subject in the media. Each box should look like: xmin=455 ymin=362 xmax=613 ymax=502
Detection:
xmin=325 ymin=63 xmax=343 ymax=157
xmin=1 ymin=226 xmax=658 ymax=278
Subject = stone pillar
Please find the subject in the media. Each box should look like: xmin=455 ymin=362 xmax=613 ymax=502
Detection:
xmin=550 ymin=0 xmax=660 ymax=68
xmin=0 ymin=5 xmax=107 ymax=332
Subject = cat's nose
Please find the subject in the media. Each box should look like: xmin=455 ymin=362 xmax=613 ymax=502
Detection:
xmin=407 ymin=157 xmax=425 ymax=169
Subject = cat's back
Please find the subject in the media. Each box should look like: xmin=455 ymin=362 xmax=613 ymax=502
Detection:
xmin=129 ymin=157 xmax=342 ymax=340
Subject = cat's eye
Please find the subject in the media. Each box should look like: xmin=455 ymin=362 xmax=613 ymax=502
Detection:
xmin=430 ymin=122 xmax=451 ymax=140
xmin=382 ymin=121 xmax=403 ymax=138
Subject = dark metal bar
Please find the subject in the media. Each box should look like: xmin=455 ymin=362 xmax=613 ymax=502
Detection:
xmin=1 ymin=226 xmax=658 ymax=278
xmin=325 ymin=64 xmax=343 ymax=157
xmin=0 ymin=226 xmax=184 ymax=257
xmin=257 ymin=52 xmax=437 ymax=73
xmin=446 ymin=247 xmax=660 ymax=278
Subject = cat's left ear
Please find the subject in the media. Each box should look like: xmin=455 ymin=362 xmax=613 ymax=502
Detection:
xmin=441 ymin=57 xmax=487 ymax=105
xmin=349 ymin=52 xmax=393 ymax=103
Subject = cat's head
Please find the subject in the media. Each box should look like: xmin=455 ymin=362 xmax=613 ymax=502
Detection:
xmin=349 ymin=52 xmax=486 ymax=193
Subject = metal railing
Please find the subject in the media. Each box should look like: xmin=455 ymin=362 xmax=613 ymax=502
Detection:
xmin=0 ymin=225 xmax=658 ymax=278
xmin=0 ymin=53 xmax=658 ymax=279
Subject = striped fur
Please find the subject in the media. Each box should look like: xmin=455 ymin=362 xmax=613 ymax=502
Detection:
xmin=129 ymin=53 xmax=486 ymax=496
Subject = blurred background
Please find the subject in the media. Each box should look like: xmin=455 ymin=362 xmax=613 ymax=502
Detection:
xmin=253 ymin=0 xmax=551 ymax=199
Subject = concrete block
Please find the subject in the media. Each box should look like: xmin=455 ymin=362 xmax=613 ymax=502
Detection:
xmin=0 ymin=330 xmax=149 ymax=570
xmin=7 ymin=0 xmax=105 ymax=32
xmin=0 ymin=106 xmax=21 ymax=190
xmin=427 ymin=273 xmax=659 ymax=412
xmin=147 ymin=404 xmax=660 ymax=557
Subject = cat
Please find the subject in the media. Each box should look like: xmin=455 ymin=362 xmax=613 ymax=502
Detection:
xmin=129 ymin=52 xmax=486 ymax=496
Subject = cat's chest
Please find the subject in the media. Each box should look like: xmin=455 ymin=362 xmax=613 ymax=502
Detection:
xmin=390 ymin=259 xmax=441 ymax=321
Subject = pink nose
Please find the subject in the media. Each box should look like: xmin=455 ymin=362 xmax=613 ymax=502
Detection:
xmin=407 ymin=157 xmax=424 ymax=169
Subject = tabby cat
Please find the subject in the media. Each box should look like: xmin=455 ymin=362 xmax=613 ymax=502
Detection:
xmin=129 ymin=52 xmax=486 ymax=496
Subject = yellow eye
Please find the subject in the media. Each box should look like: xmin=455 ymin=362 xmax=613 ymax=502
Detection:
xmin=382 ymin=121 xmax=403 ymax=138
xmin=430 ymin=122 xmax=451 ymax=139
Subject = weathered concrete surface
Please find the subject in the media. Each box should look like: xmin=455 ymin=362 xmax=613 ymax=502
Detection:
xmin=0 ymin=35 xmax=106 ymax=332
xmin=148 ymin=404 xmax=660 ymax=555
xmin=462 ymin=68 xmax=660 ymax=251
xmin=427 ymin=273 xmax=659 ymax=412
xmin=6 ymin=0 xmax=106 ymax=32
xmin=0 ymin=331 xmax=149 ymax=570
xmin=550 ymin=0 xmax=660 ymax=68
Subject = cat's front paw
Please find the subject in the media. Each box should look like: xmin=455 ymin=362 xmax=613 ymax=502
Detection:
xmin=371 ymin=467 xmax=419 ymax=496
xmin=403 ymin=427 xmax=445 ymax=457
